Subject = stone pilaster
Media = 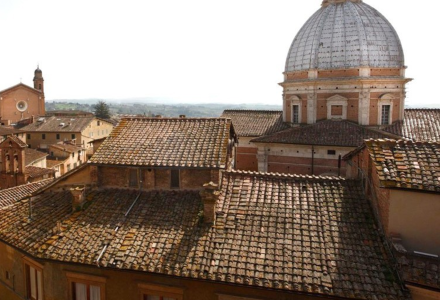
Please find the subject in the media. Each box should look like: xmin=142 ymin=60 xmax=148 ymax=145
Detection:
xmin=359 ymin=86 xmax=371 ymax=125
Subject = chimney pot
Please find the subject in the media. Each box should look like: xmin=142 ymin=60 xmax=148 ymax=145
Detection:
xmin=70 ymin=186 xmax=86 ymax=211
xmin=200 ymin=182 xmax=220 ymax=224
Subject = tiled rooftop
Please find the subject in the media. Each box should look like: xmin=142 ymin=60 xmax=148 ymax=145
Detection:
xmin=221 ymin=110 xmax=289 ymax=137
xmin=252 ymin=120 xmax=395 ymax=147
xmin=365 ymin=139 xmax=440 ymax=192
xmin=25 ymin=148 xmax=48 ymax=165
xmin=49 ymin=143 xmax=82 ymax=153
xmin=90 ymin=118 xmax=233 ymax=168
xmin=383 ymin=109 xmax=440 ymax=142
xmin=0 ymin=171 xmax=408 ymax=299
xmin=0 ymin=178 xmax=53 ymax=208
xmin=25 ymin=166 xmax=55 ymax=179
xmin=395 ymin=252 xmax=440 ymax=290
xmin=0 ymin=126 xmax=23 ymax=137
xmin=20 ymin=116 xmax=106 ymax=133
xmin=1 ymin=135 xmax=28 ymax=148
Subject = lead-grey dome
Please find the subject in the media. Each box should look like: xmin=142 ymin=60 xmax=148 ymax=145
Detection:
xmin=285 ymin=0 xmax=404 ymax=72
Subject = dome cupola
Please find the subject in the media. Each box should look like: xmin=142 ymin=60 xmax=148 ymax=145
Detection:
xmin=285 ymin=0 xmax=404 ymax=72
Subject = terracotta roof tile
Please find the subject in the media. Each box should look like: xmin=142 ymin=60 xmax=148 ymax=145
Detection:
xmin=221 ymin=110 xmax=289 ymax=137
xmin=0 ymin=135 xmax=28 ymax=148
xmin=20 ymin=116 xmax=111 ymax=133
xmin=25 ymin=166 xmax=55 ymax=178
xmin=396 ymin=252 xmax=440 ymax=289
xmin=383 ymin=109 xmax=440 ymax=142
xmin=252 ymin=120 xmax=395 ymax=147
xmin=365 ymin=139 xmax=440 ymax=192
xmin=0 ymin=178 xmax=53 ymax=208
xmin=90 ymin=118 xmax=232 ymax=168
xmin=49 ymin=143 xmax=82 ymax=153
xmin=0 ymin=172 xmax=409 ymax=299
xmin=0 ymin=126 xmax=24 ymax=136
xmin=25 ymin=148 xmax=48 ymax=165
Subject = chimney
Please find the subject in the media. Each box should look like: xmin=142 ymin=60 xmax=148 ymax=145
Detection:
xmin=70 ymin=186 xmax=86 ymax=211
xmin=200 ymin=182 xmax=220 ymax=224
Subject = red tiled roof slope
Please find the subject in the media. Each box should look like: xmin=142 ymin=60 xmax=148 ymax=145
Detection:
xmin=0 ymin=135 xmax=28 ymax=148
xmin=221 ymin=110 xmax=289 ymax=137
xmin=90 ymin=118 xmax=232 ymax=168
xmin=21 ymin=116 xmax=109 ymax=133
xmin=396 ymin=253 xmax=440 ymax=290
xmin=252 ymin=120 xmax=395 ymax=147
xmin=383 ymin=109 xmax=440 ymax=142
xmin=25 ymin=148 xmax=48 ymax=165
xmin=0 ymin=178 xmax=54 ymax=208
xmin=0 ymin=173 xmax=409 ymax=299
xmin=25 ymin=166 xmax=55 ymax=178
xmin=365 ymin=139 xmax=440 ymax=192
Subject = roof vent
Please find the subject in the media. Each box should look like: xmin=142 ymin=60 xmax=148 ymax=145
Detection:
xmin=37 ymin=117 xmax=45 ymax=122
xmin=59 ymin=123 xmax=65 ymax=127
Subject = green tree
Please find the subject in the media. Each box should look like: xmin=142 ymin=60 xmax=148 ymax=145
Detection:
xmin=93 ymin=101 xmax=111 ymax=119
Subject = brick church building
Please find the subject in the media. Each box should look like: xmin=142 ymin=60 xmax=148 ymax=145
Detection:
xmin=0 ymin=67 xmax=45 ymax=126
xmin=222 ymin=0 xmax=440 ymax=177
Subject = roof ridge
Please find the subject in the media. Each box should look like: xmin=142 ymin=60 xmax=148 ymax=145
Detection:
xmin=222 ymin=109 xmax=283 ymax=113
xmin=225 ymin=169 xmax=344 ymax=181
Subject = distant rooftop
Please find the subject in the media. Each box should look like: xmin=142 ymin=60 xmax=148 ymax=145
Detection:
xmin=221 ymin=110 xmax=288 ymax=137
xmin=383 ymin=109 xmax=440 ymax=142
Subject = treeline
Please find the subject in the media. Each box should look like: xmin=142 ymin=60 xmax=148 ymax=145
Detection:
xmin=45 ymin=101 xmax=282 ymax=118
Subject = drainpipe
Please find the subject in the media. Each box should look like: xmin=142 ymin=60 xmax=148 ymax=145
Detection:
xmin=338 ymin=154 xmax=342 ymax=177
xmin=311 ymin=146 xmax=315 ymax=175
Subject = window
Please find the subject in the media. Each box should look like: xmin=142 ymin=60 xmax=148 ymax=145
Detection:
xmin=129 ymin=169 xmax=139 ymax=187
xmin=27 ymin=134 xmax=31 ymax=140
xmin=326 ymin=95 xmax=348 ymax=120
xmin=381 ymin=105 xmax=391 ymax=125
xmin=42 ymin=134 xmax=46 ymax=140
xmin=292 ymin=105 xmax=299 ymax=124
xmin=24 ymin=257 xmax=44 ymax=300
xmin=72 ymin=152 xmax=75 ymax=158
xmin=97 ymin=121 xmax=101 ymax=126
xmin=66 ymin=272 xmax=105 ymax=300
xmin=72 ymin=134 xmax=76 ymax=140
xmin=56 ymin=134 xmax=60 ymax=140
xmin=171 ymin=170 xmax=180 ymax=189
xmin=327 ymin=150 xmax=336 ymax=155
xmin=138 ymin=283 xmax=183 ymax=300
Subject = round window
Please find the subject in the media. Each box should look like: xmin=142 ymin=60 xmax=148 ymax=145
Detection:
xmin=16 ymin=101 xmax=28 ymax=112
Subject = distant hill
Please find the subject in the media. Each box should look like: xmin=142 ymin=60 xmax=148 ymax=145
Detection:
xmin=46 ymin=100 xmax=282 ymax=118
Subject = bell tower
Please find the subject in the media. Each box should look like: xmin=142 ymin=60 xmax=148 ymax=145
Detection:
xmin=33 ymin=66 xmax=44 ymax=93
xmin=0 ymin=136 xmax=28 ymax=188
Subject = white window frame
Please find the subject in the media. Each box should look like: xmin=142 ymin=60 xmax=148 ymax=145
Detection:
xmin=66 ymin=272 xmax=106 ymax=300
xmin=326 ymin=95 xmax=348 ymax=120
xmin=378 ymin=94 xmax=394 ymax=125
xmin=289 ymin=95 xmax=302 ymax=124
xmin=23 ymin=257 xmax=44 ymax=300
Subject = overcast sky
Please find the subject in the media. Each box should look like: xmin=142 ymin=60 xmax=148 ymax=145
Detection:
xmin=0 ymin=0 xmax=436 ymax=106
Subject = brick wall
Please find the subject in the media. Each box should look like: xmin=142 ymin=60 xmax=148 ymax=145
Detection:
xmin=370 ymin=68 xmax=401 ymax=77
xmin=236 ymin=147 xmax=258 ymax=171
xmin=267 ymin=155 xmax=346 ymax=176
xmin=317 ymin=69 xmax=359 ymax=78
xmin=98 ymin=166 xmax=216 ymax=190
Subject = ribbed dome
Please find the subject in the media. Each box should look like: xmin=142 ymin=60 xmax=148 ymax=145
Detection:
xmin=285 ymin=0 xmax=404 ymax=72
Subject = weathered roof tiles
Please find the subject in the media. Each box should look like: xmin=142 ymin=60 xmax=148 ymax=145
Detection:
xmin=221 ymin=110 xmax=289 ymax=137
xmin=90 ymin=117 xmax=233 ymax=168
xmin=0 ymin=172 xmax=409 ymax=299
xmin=365 ymin=139 xmax=440 ymax=192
